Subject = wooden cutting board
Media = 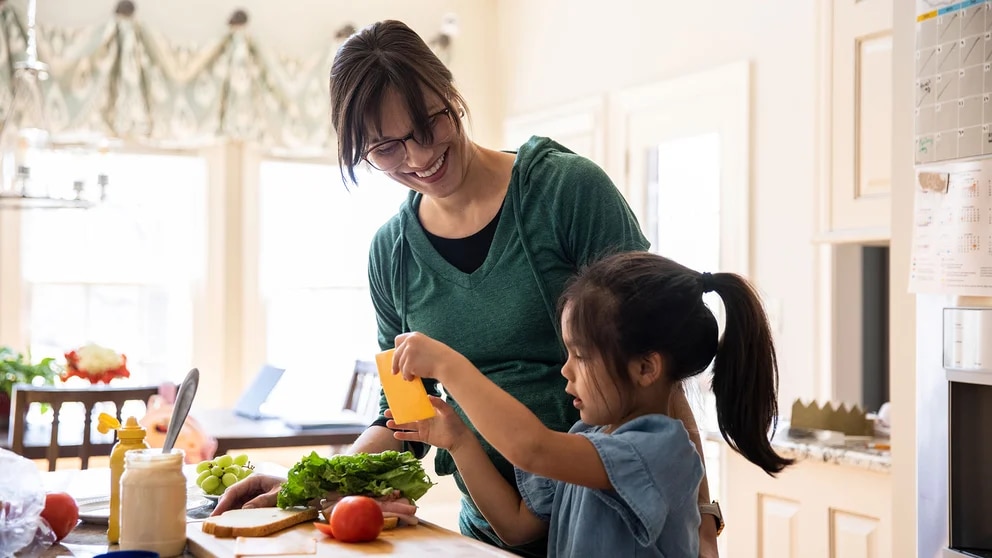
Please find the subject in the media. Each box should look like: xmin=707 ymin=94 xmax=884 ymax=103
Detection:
xmin=186 ymin=520 xmax=516 ymax=557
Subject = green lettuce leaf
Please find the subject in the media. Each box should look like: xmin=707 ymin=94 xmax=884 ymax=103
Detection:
xmin=276 ymin=450 xmax=435 ymax=509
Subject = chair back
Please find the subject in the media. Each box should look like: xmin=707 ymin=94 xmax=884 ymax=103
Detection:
xmin=8 ymin=383 xmax=158 ymax=471
xmin=343 ymin=360 xmax=381 ymax=419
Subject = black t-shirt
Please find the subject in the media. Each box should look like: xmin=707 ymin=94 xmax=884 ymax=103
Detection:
xmin=421 ymin=206 xmax=503 ymax=273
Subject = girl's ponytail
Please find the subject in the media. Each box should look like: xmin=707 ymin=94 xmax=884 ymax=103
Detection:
xmin=707 ymin=273 xmax=794 ymax=475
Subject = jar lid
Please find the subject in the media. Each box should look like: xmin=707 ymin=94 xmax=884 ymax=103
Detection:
xmin=124 ymin=448 xmax=185 ymax=464
xmin=93 ymin=552 xmax=159 ymax=558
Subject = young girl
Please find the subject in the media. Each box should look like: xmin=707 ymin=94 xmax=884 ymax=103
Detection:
xmin=387 ymin=250 xmax=794 ymax=557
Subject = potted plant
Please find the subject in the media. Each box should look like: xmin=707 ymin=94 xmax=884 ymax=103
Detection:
xmin=0 ymin=346 xmax=60 ymax=427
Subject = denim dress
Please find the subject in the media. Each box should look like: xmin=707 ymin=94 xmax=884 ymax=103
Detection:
xmin=515 ymin=415 xmax=703 ymax=558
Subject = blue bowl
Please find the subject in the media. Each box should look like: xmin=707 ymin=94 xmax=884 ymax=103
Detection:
xmin=93 ymin=552 xmax=160 ymax=558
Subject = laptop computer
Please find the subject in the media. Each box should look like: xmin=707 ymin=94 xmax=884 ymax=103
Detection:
xmin=233 ymin=364 xmax=285 ymax=420
xmin=280 ymin=408 xmax=369 ymax=431
xmin=234 ymin=363 xmax=373 ymax=429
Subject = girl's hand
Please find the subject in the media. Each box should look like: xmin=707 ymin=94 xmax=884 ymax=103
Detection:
xmin=393 ymin=332 xmax=465 ymax=381
xmin=387 ymin=396 xmax=471 ymax=452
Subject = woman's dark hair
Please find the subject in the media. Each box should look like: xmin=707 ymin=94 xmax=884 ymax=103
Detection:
xmin=560 ymin=251 xmax=794 ymax=476
xmin=329 ymin=20 xmax=468 ymax=186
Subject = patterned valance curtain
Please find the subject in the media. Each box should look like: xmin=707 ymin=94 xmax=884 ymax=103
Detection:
xmin=0 ymin=2 xmax=347 ymax=156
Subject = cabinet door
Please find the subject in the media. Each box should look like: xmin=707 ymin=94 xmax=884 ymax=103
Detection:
xmin=724 ymin=449 xmax=892 ymax=558
xmin=825 ymin=0 xmax=893 ymax=239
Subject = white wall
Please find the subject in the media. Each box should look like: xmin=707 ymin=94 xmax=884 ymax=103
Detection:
xmin=496 ymin=0 xmax=818 ymax=409
xmin=16 ymin=0 xmax=502 ymax=148
xmin=18 ymin=0 xmax=821 ymax=408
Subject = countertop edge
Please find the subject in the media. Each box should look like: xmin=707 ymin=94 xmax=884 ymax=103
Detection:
xmin=703 ymin=430 xmax=892 ymax=473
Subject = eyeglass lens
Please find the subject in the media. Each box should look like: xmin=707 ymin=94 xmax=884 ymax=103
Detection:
xmin=366 ymin=111 xmax=454 ymax=171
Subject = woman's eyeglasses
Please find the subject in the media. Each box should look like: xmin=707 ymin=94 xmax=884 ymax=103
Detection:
xmin=363 ymin=108 xmax=460 ymax=172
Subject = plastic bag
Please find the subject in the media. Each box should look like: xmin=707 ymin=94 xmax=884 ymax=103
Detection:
xmin=0 ymin=449 xmax=55 ymax=558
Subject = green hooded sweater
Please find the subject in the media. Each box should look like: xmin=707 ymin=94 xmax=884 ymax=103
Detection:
xmin=367 ymin=136 xmax=649 ymax=556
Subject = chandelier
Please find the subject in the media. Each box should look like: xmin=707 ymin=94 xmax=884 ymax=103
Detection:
xmin=0 ymin=0 xmax=106 ymax=209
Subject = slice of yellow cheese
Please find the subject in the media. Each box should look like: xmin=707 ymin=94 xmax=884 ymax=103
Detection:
xmin=375 ymin=348 xmax=436 ymax=424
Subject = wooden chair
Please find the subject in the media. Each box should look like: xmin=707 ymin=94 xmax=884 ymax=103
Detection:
xmin=7 ymin=383 xmax=159 ymax=471
xmin=343 ymin=359 xmax=381 ymax=418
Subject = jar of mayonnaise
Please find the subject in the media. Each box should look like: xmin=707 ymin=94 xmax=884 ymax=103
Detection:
xmin=119 ymin=448 xmax=187 ymax=557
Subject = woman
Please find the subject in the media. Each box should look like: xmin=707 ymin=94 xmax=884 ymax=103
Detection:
xmin=215 ymin=19 xmax=720 ymax=558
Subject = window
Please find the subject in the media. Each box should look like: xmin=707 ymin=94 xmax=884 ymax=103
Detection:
xmin=257 ymin=161 xmax=408 ymax=409
xmin=19 ymin=151 xmax=207 ymax=385
xmin=648 ymin=132 xmax=724 ymax=321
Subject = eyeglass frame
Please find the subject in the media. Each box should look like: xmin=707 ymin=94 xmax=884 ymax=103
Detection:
xmin=361 ymin=107 xmax=463 ymax=172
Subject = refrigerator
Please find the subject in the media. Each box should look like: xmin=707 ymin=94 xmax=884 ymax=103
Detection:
xmin=912 ymin=2 xmax=992 ymax=556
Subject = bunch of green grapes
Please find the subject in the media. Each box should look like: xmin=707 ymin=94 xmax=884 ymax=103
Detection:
xmin=195 ymin=453 xmax=253 ymax=496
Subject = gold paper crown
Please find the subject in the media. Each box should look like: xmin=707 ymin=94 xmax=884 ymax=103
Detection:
xmin=790 ymin=399 xmax=873 ymax=436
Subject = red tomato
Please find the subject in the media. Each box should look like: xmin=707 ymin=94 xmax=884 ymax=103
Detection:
xmin=328 ymin=496 xmax=383 ymax=543
xmin=40 ymin=492 xmax=79 ymax=542
xmin=313 ymin=522 xmax=335 ymax=537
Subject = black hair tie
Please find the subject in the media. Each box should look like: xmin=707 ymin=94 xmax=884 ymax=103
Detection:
xmin=700 ymin=272 xmax=715 ymax=293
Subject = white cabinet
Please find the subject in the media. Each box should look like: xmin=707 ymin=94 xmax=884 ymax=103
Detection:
xmin=818 ymin=0 xmax=894 ymax=241
xmin=723 ymin=449 xmax=892 ymax=558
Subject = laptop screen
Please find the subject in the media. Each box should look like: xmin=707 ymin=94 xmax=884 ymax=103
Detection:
xmin=233 ymin=365 xmax=285 ymax=419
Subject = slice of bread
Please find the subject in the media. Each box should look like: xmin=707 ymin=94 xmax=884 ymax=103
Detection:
xmin=202 ymin=507 xmax=319 ymax=538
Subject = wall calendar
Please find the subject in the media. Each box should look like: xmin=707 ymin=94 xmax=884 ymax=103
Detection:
xmin=910 ymin=160 xmax=992 ymax=295
xmin=916 ymin=0 xmax=992 ymax=164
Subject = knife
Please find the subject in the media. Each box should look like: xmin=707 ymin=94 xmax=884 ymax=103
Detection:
xmin=163 ymin=367 xmax=200 ymax=454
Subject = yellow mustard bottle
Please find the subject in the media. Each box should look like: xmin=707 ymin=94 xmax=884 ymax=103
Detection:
xmin=98 ymin=413 xmax=149 ymax=544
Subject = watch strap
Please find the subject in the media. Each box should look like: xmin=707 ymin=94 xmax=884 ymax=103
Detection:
xmin=699 ymin=501 xmax=725 ymax=536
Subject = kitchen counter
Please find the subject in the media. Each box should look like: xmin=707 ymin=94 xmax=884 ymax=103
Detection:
xmin=706 ymin=424 xmax=892 ymax=473
xmin=39 ymin=466 xmax=512 ymax=557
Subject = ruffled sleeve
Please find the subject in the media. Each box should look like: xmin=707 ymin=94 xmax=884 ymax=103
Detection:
xmin=514 ymin=467 xmax=557 ymax=522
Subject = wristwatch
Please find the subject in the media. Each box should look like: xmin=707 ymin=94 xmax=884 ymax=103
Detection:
xmin=699 ymin=500 xmax=724 ymax=536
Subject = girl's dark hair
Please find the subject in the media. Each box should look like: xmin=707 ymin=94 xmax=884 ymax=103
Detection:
xmin=329 ymin=20 xmax=468 ymax=186
xmin=561 ymin=251 xmax=794 ymax=476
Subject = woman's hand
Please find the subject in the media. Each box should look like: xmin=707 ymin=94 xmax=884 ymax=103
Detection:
xmin=387 ymin=396 xmax=471 ymax=452
xmin=376 ymin=490 xmax=420 ymax=526
xmin=211 ymin=474 xmax=285 ymax=516
xmin=393 ymin=332 xmax=467 ymax=382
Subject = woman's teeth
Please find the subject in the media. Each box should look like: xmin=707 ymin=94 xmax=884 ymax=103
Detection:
xmin=416 ymin=152 xmax=445 ymax=178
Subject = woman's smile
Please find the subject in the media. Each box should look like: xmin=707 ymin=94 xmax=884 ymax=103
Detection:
xmin=407 ymin=148 xmax=449 ymax=183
